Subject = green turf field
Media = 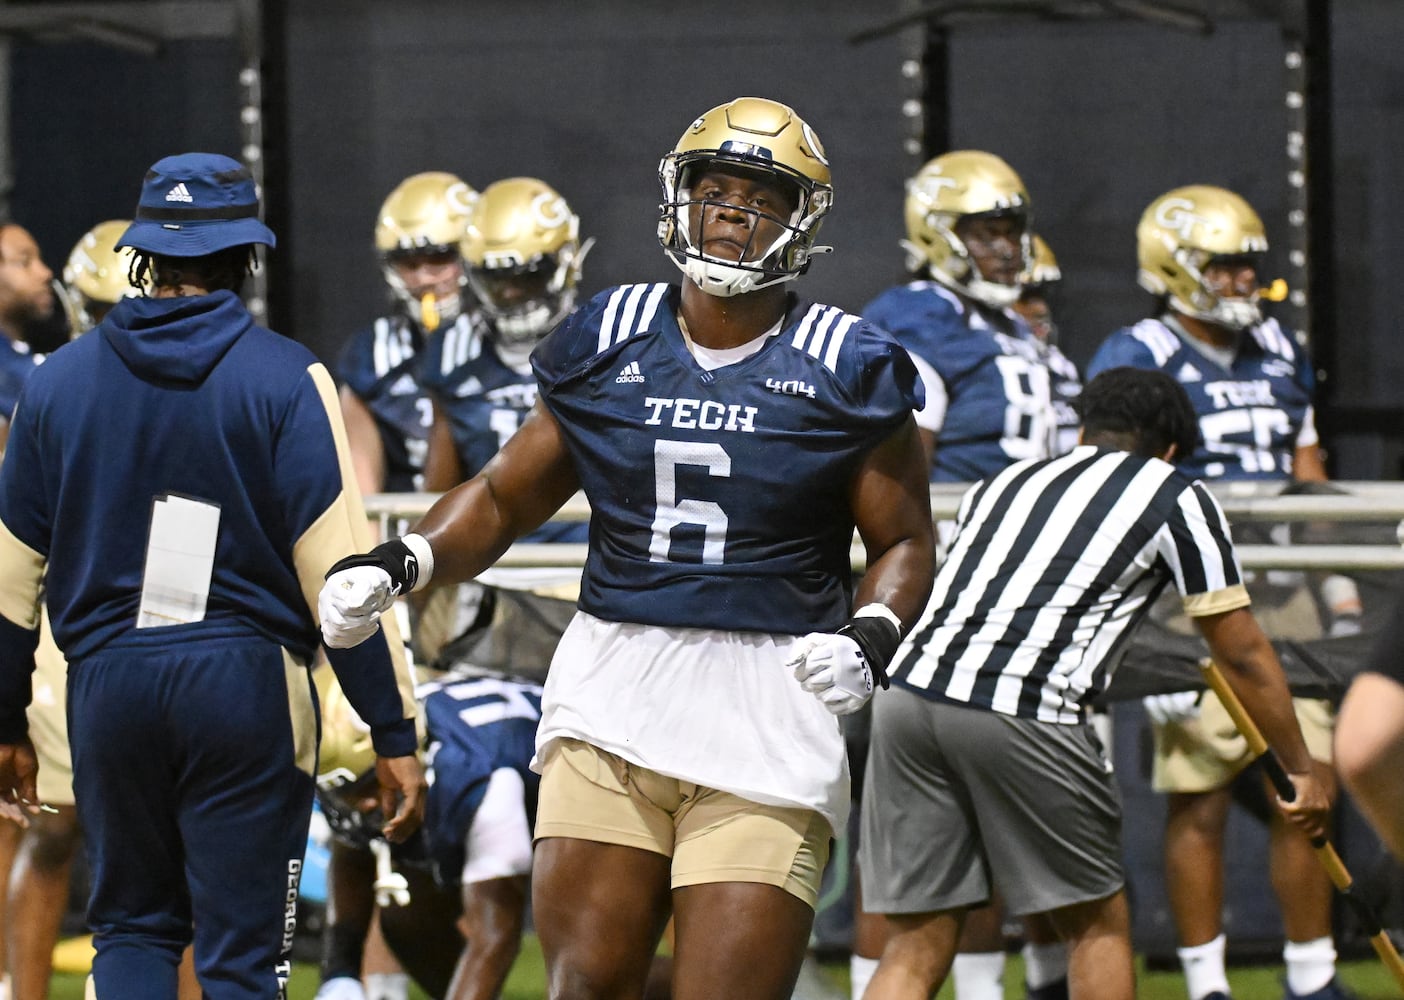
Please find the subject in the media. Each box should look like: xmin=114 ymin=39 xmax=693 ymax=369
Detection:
xmin=43 ymin=934 xmax=1402 ymax=998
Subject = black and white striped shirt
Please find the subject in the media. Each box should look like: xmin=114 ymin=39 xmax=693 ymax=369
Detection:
xmin=891 ymin=445 xmax=1249 ymax=723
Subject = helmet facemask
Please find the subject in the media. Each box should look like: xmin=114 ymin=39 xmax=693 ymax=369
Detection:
xmin=903 ymin=207 xmax=1030 ymax=310
xmin=381 ymin=246 xmax=469 ymax=333
xmin=659 ymin=154 xmax=832 ymax=298
xmin=1153 ymin=247 xmax=1264 ymax=332
xmin=467 ymin=237 xmax=594 ymax=360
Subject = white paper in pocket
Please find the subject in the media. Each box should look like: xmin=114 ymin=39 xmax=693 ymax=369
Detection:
xmin=136 ymin=494 xmax=221 ymax=629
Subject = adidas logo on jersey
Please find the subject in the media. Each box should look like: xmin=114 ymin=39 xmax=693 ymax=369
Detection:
xmin=165 ymin=182 xmax=193 ymax=203
xmin=1176 ymin=362 xmax=1202 ymax=383
xmin=615 ymin=361 xmax=645 ymax=384
xmin=388 ymin=373 xmax=419 ymax=396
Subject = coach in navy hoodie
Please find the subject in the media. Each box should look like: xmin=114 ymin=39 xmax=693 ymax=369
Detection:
xmin=0 ymin=152 xmax=425 ymax=1000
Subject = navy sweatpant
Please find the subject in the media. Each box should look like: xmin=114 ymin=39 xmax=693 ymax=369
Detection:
xmin=69 ymin=631 xmax=318 ymax=1000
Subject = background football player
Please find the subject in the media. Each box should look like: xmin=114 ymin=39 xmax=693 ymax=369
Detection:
xmin=863 ymin=150 xmax=1057 ymax=483
xmin=414 ymin=176 xmax=591 ymax=676
xmin=337 ymin=171 xmax=478 ymax=500
xmin=1015 ymin=235 xmax=1082 ymax=457
xmin=1087 ymin=185 xmax=1356 ymax=1000
xmin=312 ymin=667 xmax=676 ymax=1000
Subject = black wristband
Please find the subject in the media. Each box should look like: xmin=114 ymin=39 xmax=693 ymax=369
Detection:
xmin=837 ymin=615 xmax=901 ymax=690
xmin=324 ymin=537 xmax=419 ymax=596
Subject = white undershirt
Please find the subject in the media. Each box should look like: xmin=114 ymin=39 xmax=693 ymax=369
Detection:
xmin=678 ymin=314 xmax=783 ymax=371
xmin=533 ymin=612 xmax=849 ymax=834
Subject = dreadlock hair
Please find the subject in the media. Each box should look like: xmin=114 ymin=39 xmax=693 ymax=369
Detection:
xmin=128 ymin=245 xmax=258 ymax=296
xmin=1075 ymin=366 xmax=1200 ymax=462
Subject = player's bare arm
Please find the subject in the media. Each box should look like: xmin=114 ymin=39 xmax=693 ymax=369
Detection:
xmin=849 ymin=414 xmax=937 ymax=632
xmin=414 ymin=400 xmax=580 ymax=587
xmin=1196 ymin=605 xmax=1331 ymax=837
xmin=339 ymin=384 xmax=388 ymax=497
xmin=421 ymin=397 xmax=466 ymax=494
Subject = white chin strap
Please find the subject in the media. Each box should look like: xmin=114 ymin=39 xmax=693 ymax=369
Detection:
xmin=924 ymin=262 xmax=1022 ymax=311
xmin=674 ymin=254 xmax=796 ymax=299
xmin=1176 ymin=293 xmax=1261 ymax=332
xmin=964 ymin=276 xmax=1022 ymax=310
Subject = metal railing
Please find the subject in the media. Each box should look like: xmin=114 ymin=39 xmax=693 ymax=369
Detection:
xmin=362 ymin=481 xmax=1404 ymax=573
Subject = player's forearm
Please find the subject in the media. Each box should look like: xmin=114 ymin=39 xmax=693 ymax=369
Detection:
xmin=854 ymin=537 xmax=936 ymax=637
xmin=1203 ymin=614 xmax=1314 ymax=773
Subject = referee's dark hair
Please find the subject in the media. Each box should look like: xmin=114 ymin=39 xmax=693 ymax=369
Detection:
xmin=1076 ymin=367 xmax=1200 ymax=462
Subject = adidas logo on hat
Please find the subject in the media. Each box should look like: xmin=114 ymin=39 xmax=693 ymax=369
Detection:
xmin=165 ymin=183 xmax=194 ymax=203
xmin=615 ymin=361 xmax=645 ymax=384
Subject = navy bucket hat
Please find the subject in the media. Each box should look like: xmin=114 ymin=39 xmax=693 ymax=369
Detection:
xmin=117 ymin=152 xmax=277 ymax=257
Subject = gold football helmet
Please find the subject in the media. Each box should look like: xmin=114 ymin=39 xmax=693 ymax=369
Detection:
xmin=902 ymin=150 xmax=1031 ymax=309
xmin=1021 ymin=235 xmax=1062 ymax=288
xmin=1137 ymin=184 xmax=1268 ymax=331
xmin=58 ymin=219 xmax=138 ymax=335
xmin=658 ymin=97 xmax=833 ymax=298
xmin=374 ymin=171 xmax=479 ymax=331
xmin=462 ymin=177 xmax=593 ymax=357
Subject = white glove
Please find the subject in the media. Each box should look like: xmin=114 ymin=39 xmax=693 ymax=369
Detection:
xmin=787 ymin=632 xmax=875 ymax=716
xmin=1143 ymin=690 xmax=1202 ymax=726
xmin=314 ymin=977 xmax=367 ymax=1000
xmin=319 ymin=565 xmax=395 ymax=649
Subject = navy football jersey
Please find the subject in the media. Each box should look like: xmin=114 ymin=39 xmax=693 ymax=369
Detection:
xmin=531 ymin=283 xmax=922 ymax=635
xmin=335 ymin=313 xmax=441 ymax=493
xmin=1087 ymin=316 xmax=1314 ymax=480
xmin=864 ymin=281 xmax=1054 ymax=482
xmin=419 ymin=674 xmax=541 ymax=887
xmin=420 ymin=314 xmax=587 ymax=544
xmin=1041 ymin=340 xmax=1083 ymax=456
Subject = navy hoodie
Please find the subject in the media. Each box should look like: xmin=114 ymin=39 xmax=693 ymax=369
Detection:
xmin=0 ymin=291 xmax=416 ymax=755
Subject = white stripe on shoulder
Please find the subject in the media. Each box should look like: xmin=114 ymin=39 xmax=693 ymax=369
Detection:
xmin=789 ymin=304 xmax=858 ymax=373
xmin=598 ymin=284 xmax=666 ymax=353
xmin=633 ymin=283 xmax=668 ymax=336
xmin=440 ymin=314 xmax=482 ymax=377
xmin=1251 ymin=317 xmax=1293 ymax=359
xmin=372 ymin=317 xmax=392 ymax=376
xmin=1128 ymin=318 xmax=1180 ymax=367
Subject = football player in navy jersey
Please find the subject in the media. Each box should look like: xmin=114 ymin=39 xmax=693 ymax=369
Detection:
xmin=414 ymin=176 xmax=589 ymax=683
xmin=319 ymin=96 xmax=936 ymax=1000
xmin=1087 ymin=185 xmax=1355 ymax=1000
xmin=1016 ymin=236 xmax=1082 ymax=458
xmin=313 ymin=669 xmax=540 ymax=1000
xmin=338 ymin=172 xmax=479 ymax=497
xmin=863 ymin=151 xmax=1057 ymax=483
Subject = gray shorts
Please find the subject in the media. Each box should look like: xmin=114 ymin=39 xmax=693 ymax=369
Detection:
xmin=858 ymin=689 xmax=1124 ymax=917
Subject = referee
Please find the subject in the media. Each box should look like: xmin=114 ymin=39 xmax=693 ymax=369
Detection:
xmin=857 ymin=367 xmax=1331 ymax=1000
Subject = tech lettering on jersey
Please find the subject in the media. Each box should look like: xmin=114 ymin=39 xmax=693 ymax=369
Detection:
xmin=1204 ymin=379 xmax=1276 ymax=409
xmin=643 ymin=396 xmax=758 ymax=433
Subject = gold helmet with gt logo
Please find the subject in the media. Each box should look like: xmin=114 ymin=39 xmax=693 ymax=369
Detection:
xmin=461 ymin=177 xmax=593 ymax=358
xmin=58 ymin=219 xmax=138 ymax=335
xmin=374 ymin=171 xmax=479 ymax=331
xmin=1137 ymin=184 xmax=1268 ymax=331
xmin=902 ymin=150 xmax=1032 ymax=309
xmin=1021 ymin=235 xmax=1062 ymax=289
xmin=658 ymin=96 xmax=834 ymax=298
